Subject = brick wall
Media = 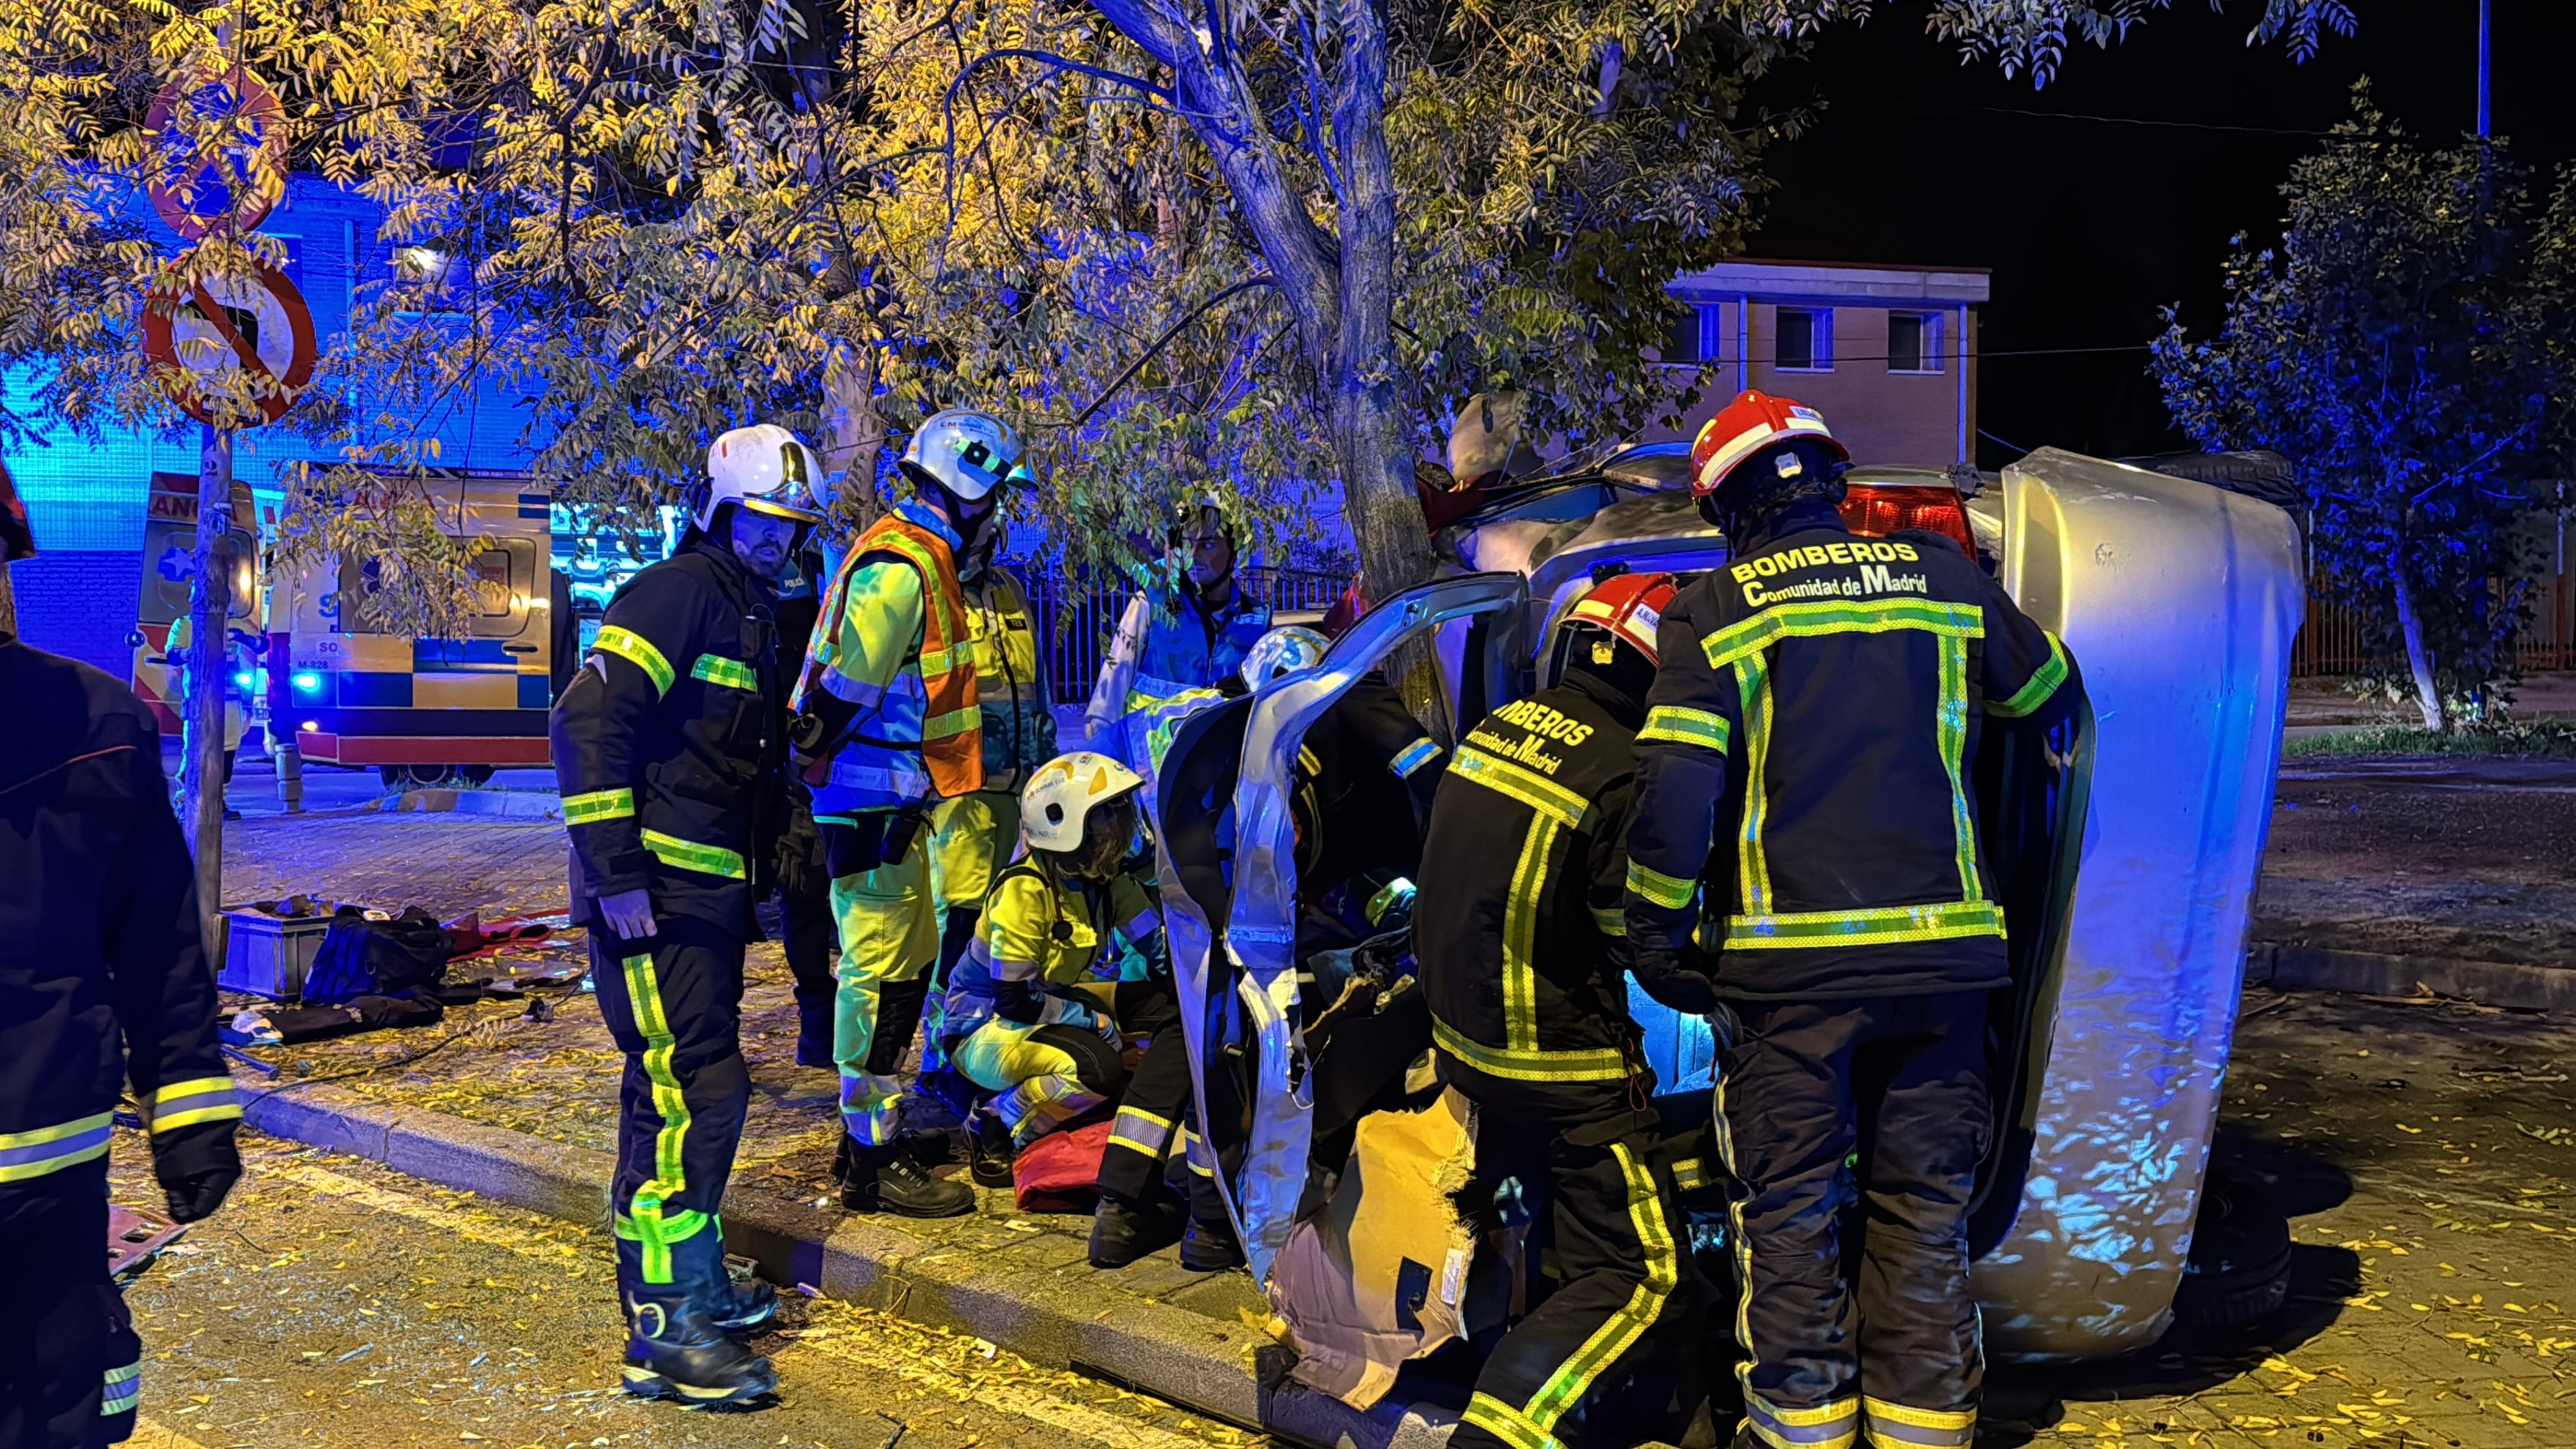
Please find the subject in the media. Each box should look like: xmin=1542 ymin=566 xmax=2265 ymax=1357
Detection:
xmin=8 ymin=551 xmax=140 ymax=679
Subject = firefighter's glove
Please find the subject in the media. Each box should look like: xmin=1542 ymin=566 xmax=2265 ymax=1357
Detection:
xmin=773 ymin=789 xmax=827 ymax=902
xmin=152 ymin=1118 xmax=243 ymax=1224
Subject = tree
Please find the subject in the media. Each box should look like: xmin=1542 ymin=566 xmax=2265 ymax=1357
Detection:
xmin=2152 ymin=89 xmax=2575 ymax=732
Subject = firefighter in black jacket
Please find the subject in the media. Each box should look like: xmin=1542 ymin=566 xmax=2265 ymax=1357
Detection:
xmin=1 ymin=478 xmax=242 ymax=1449
xmin=1418 ymin=571 xmax=1715 ymax=1449
xmin=550 ymin=423 xmax=825 ymax=1406
xmin=1625 ymin=392 xmax=2080 ymax=1449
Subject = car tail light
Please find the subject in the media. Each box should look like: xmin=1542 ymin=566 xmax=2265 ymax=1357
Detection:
xmin=1839 ymin=484 xmax=1976 ymax=558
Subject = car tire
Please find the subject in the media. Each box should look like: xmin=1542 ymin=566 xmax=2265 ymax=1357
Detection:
xmin=2170 ymin=1171 xmax=2293 ymax=1335
xmin=455 ymin=765 xmax=495 ymax=787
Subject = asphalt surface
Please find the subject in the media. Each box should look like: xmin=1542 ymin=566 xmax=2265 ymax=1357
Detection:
xmin=107 ymin=1132 xmax=1268 ymax=1449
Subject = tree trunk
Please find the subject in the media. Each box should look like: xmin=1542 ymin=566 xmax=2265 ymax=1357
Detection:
xmin=0 ymin=555 xmax=15 ymax=637
xmin=820 ymin=343 xmax=887 ymax=542
xmin=182 ymin=426 xmax=233 ymax=959
xmin=2389 ymin=569 xmax=2446 ymax=733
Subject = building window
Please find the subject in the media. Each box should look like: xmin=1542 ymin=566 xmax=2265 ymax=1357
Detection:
xmin=1888 ymin=311 xmax=1943 ymax=373
xmin=1775 ymin=307 xmax=1830 ymax=372
xmin=1664 ymin=304 xmax=1706 ymax=365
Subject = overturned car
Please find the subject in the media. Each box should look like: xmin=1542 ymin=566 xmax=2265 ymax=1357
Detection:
xmin=1145 ymin=448 xmax=2304 ymax=1415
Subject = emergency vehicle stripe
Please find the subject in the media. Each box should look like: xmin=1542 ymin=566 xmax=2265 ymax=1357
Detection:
xmin=1988 ymin=632 xmax=2069 ymax=719
xmin=0 ymin=1112 xmax=113 ymax=1183
xmin=1502 ymin=817 xmax=1557 ymax=1049
xmin=1626 ymin=859 xmax=1696 ymax=910
xmin=149 ymin=1075 xmax=243 ymax=1132
xmin=1590 ymin=905 xmax=1627 ymax=937
xmin=100 ymin=1361 xmax=141 ymax=1416
xmin=563 ymin=788 xmax=635 ymax=825
xmin=1723 ymin=900 xmax=2004 ymax=950
xmin=1108 ymin=1104 xmax=1176 ymax=1158
xmin=594 ymin=626 xmax=675 ymax=695
xmin=690 ymin=654 xmax=758 ymax=691
xmin=1431 ymin=1017 xmax=1630 ymax=1083
xmin=1390 ymin=738 xmax=1444 ymax=777
xmin=1516 ymin=1142 xmax=1681 ymax=1431
xmin=1638 ymin=705 xmax=1731 ymax=752
xmin=1700 ymin=597 xmax=1984 ymax=673
xmin=1734 ymin=655 xmax=1776 ymax=914
xmin=1450 ymin=746 xmax=1590 ymax=828
xmin=1936 ymin=634 xmax=1981 ymax=903
xmin=640 ymin=828 xmax=749 ymax=880
xmin=621 ymin=951 xmax=700 ymax=1285
xmin=1861 ymin=1398 xmax=1975 ymax=1448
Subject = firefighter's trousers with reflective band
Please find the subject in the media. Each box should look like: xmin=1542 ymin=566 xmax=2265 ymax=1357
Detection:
xmin=1091 ymin=984 xmax=1224 ymax=1221
xmin=1451 ymin=1085 xmax=1707 ymax=1449
xmin=1712 ymin=992 xmax=1991 ymax=1449
xmin=831 ymin=841 xmax=941 ymax=1147
xmin=0 ymin=1165 xmax=143 ymax=1448
xmin=951 ymin=979 xmax=1161 ymax=1147
xmin=592 ymin=921 xmax=752 ymax=1295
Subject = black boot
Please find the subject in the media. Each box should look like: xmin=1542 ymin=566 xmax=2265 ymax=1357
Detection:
xmin=712 ymin=1262 xmax=777 ymax=1336
xmin=970 ymin=1111 xmax=1016 ymax=1189
xmin=837 ymin=1138 xmax=976 ymax=1218
xmin=794 ymin=998 xmax=834 ymax=1070
xmin=1089 ymin=1194 xmax=1186 ymax=1269
xmin=618 ymin=1238 xmax=776 ymax=1405
xmin=1180 ymin=1212 xmax=1247 ymax=1272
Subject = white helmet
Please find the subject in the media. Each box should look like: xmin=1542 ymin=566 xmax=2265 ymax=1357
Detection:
xmin=1240 ymin=625 xmax=1327 ymax=687
xmin=1020 ymin=750 xmax=1144 ymax=854
xmin=900 ymin=408 xmax=1025 ymax=503
xmin=703 ymin=424 xmax=826 ymax=529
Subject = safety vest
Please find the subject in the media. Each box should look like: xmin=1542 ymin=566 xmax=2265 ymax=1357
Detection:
xmin=798 ymin=508 xmax=985 ymax=809
xmin=1128 ymin=585 xmax=1270 ymax=708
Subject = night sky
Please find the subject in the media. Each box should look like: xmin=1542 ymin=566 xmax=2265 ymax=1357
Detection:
xmin=1742 ymin=0 xmax=2576 ymax=467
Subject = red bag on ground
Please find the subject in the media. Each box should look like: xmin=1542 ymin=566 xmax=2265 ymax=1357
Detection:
xmin=1013 ymin=1120 xmax=1111 ymax=1212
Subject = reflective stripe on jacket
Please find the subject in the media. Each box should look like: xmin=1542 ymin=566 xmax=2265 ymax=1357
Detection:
xmin=1622 ymin=507 xmax=2078 ymax=1001
xmin=1415 ymin=671 xmax=1646 ymax=1087
xmin=959 ymin=564 xmax=1055 ymax=793
xmin=1 ymin=637 xmax=241 ymax=1187
xmin=550 ymin=539 xmax=785 ymax=937
xmin=793 ymin=502 xmax=984 ymax=815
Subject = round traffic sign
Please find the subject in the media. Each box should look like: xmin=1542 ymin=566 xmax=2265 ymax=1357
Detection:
xmin=142 ymin=257 xmax=318 ymax=427
xmin=143 ymin=65 xmax=290 ymax=240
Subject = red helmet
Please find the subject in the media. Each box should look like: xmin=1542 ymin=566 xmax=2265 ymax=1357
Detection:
xmin=1690 ymin=389 xmax=1847 ymax=499
xmin=1565 ymin=570 xmax=1678 ymax=666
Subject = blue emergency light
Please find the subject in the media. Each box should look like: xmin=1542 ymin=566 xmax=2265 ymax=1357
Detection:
xmin=292 ymin=671 xmax=323 ymax=694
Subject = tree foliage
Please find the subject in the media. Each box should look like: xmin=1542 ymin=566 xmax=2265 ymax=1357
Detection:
xmin=2153 ymin=89 xmax=2576 ymax=730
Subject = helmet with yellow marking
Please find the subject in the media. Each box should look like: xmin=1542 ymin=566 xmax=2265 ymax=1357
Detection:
xmin=1020 ymin=750 xmax=1145 ymax=855
xmin=703 ymin=423 xmax=828 ymax=528
xmin=1563 ymin=569 xmax=1677 ymax=667
xmin=1689 ymin=390 xmax=1846 ymax=501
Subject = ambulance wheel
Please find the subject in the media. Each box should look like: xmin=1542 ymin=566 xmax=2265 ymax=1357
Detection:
xmin=378 ymin=766 xmax=419 ymax=790
xmin=454 ymin=765 xmax=495 ymax=786
xmin=2170 ymin=1172 xmax=2292 ymax=1335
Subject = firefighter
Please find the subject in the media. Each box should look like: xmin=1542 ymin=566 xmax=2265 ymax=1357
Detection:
xmin=1080 ymin=501 xmax=1270 ymax=738
xmin=1418 ymin=570 xmax=1716 ymax=1449
xmin=551 ymin=422 xmax=824 ymax=1404
xmin=0 ymin=476 xmax=242 ymax=1449
xmin=937 ymin=753 xmax=1168 ymax=1192
xmin=1625 ymin=391 xmax=2081 ymax=1449
xmin=790 ymin=408 xmax=1021 ymax=1219
xmin=771 ymin=537 xmax=836 ymax=1067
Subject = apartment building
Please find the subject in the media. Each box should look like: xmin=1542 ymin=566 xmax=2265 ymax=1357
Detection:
xmin=1656 ymin=258 xmax=1991 ymax=468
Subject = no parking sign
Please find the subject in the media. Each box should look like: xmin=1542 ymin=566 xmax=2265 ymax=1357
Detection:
xmin=142 ymin=256 xmax=318 ymax=426
xmin=143 ymin=63 xmax=290 ymax=239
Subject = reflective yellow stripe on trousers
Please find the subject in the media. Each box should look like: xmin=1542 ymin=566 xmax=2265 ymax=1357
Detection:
xmin=620 ymin=952 xmax=708 ymax=1284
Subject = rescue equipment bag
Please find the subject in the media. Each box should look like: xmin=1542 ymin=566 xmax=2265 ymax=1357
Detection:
xmin=302 ymin=907 xmax=452 ymax=1005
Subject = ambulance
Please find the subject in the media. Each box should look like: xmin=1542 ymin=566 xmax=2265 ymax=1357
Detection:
xmin=274 ymin=470 xmax=555 ymax=787
xmin=129 ymin=471 xmax=264 ymax=750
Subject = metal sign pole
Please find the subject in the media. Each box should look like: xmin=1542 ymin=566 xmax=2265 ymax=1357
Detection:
xmin=182 ymin=422 xmax=233 ymax=958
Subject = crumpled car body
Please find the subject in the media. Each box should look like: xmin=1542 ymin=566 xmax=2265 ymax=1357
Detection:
xmin=1153 ymin=447 xmax=2304 ymax=1376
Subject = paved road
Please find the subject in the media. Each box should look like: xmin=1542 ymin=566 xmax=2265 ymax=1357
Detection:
xmin=107 ymin=1134 xmax=1267 ymax=1449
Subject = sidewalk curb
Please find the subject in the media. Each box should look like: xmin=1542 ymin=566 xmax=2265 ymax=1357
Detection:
xmin=241 ymin=1082 xmax=1459 ymax=1448
xmin=2249 ymin=943 xmax=2576 ymax=1013
xmin=375 ymin=788 xmax=564 ymax=820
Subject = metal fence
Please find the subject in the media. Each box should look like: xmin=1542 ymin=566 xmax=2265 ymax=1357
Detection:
xmin=2292 ymin=575 xmax=2576 ymax=677
xmin=1016 ymin=564 xmax=1350 ymax=706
